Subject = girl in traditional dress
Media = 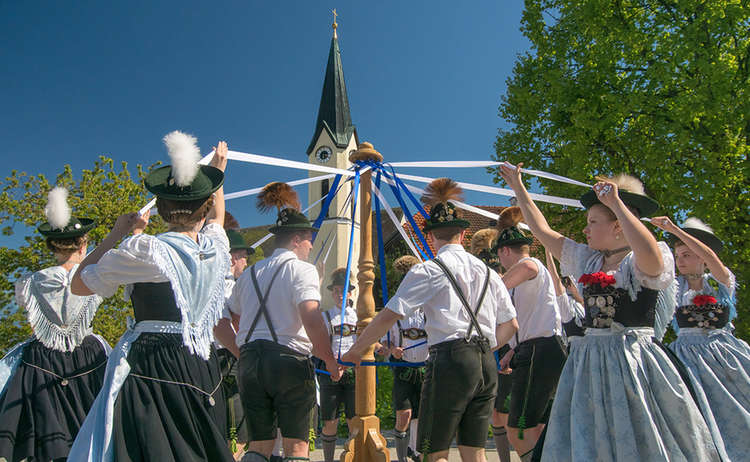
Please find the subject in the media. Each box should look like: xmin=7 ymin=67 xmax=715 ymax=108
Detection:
xmin=68 ymin=132 xmax=234 ymax=461
xmin=499 ymin=163 xmax=720 ymax=461
xmin=0 ymin=187 xmax=109 ymax=462
xmin=651 ymin=216 xmax=750 ymax=461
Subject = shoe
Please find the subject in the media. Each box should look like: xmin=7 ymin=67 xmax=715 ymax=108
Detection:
xmin=407 ymin=447 xmax=421 ymax=462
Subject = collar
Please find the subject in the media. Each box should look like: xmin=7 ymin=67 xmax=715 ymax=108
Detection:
xmin=436 ymin=243 xmax=465 ymax=255
xmin=271 ymin=248 xmax=298 ymax=260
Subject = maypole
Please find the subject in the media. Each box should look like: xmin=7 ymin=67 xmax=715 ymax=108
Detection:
xmin=341 ymin=142 xmax=389 ymax=462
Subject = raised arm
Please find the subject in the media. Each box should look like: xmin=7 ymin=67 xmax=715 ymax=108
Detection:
xmin=71 ymin=211 xmax=149 ymax=295
xmin=545 ymin=248 xmax=565 ymax=296
xmin=594 ymin=181 xmax=663 ymax=277
xmin=499 ymin=162 xmax=566 ymax=259
xmin=205 ymin=141 xmax=228 ymax=228
xmin=651 ymin=216 xmax=731 ymax=287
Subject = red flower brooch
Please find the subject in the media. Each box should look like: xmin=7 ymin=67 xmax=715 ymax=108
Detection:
xmin=578 ymin=272 xmax=616 ymax=288
xmin=692 ymin=295 xmax=718 ymax=306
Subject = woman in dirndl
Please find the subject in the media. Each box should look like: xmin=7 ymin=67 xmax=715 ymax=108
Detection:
xmin=651 ymin=215 xmax=750 ymax=461
xmin=68 ymin=131 xmax=234 ymax=461
xmin=499 ymin=162 xmax=720 ymax=461
xmin=0 ymin=187 xmax=109 ymax=462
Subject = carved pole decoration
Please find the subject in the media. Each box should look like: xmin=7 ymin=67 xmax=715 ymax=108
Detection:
xmin=341 ymin=142 xmax=389 ymax=462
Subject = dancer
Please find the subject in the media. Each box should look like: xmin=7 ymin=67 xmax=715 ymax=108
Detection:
xmin=651 ymin=216 xmax=750 ymax=461
xmin=386 ymin=254 xmax=429 ymax=462
xmin=69 ymin=132 xmax=234 ymax=461
xmin=470 ymin=227 xmax=513 ymax=462
xmin=318 ymin=268 xmax=357 ymax=462
xmin=229 ymin=181 xmax=342 ymax=462
xmin=0 ymin=187 xmax=109 ymax=462
xmin=492 ymin=207 xmax=566 ymax=461
xmin=499 ymin=163 xmax=720 ymax=461
xmin=344 ymin=178 xmax=518 ymax=462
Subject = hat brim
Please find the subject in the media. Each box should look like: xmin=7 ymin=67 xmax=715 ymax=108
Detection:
xmin=327 ymin=283 xmax=356 ymax=291
xmin=38 ymin=218 xmax=96 ymax=238
xmin=268 ymin=223 xmax=320 ymax=235
xmin=670 ymin=227 xmax=723 ymax=254
xmin=230 ymin=244 xmax=255 ymax=253
xmin=145 ymin=165 xmax=224 ymax=201
xmin=580 ymin=190 xmax=659 ymax=217
xmin=423 ymin=219 xmax=470 ymax=232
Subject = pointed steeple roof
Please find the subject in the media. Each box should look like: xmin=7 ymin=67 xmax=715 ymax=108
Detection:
xmin=307 ymin=25 xmax=356 ymax=155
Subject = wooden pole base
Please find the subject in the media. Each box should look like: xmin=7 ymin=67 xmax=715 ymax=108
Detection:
xmin=339 ymin=415 xmax=389 ymax=462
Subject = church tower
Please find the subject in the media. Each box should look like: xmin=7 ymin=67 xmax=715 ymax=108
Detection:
xmin=308 ymin=18 xmax=360 ymax=309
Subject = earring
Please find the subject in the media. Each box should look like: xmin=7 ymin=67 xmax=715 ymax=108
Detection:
xmin=615 ymin=234 xmax=621 ymax=240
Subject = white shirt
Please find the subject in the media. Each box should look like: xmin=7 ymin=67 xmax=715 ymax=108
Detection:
xmin=323 ymin=305 xmax=358 ymax=357
xmin=228 ymin=248 xmax=321 ymax=356
xmin=557 ymin=293 xmax=585 ymax=325
xmin=508 ymin=257 xmax=562 ymax=347
xmin=386 ymin=308 xmax=429 ymax=363
xmin=386 ymin=244 xmax=516 ymax=349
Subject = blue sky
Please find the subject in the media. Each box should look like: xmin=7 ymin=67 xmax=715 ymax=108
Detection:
xmin=0 ymin=1 xmax=530 ymax=244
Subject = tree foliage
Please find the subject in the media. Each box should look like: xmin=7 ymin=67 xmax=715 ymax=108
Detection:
xmin=494 ymin=0 xmax=749 ymax=339
xmin=0 ymin=157 xmax=166 ymax=353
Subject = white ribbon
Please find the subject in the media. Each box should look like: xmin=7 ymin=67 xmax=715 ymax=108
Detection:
xmin=388 ymin=160 xmax=591 ymax=188
xmin=224 ymin=173 xmax=336 ymax=200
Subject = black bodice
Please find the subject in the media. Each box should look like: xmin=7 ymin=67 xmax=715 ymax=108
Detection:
xmin=582 ymin=284 xmax=659 ymax=329
xmin=675 ymin=303 xmax=729 ymax=329
xmin=129 ymin=282 xmax=180 ymax=323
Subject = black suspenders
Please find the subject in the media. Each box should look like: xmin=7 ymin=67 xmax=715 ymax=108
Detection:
xmin=243 ymin=259 xmax=293 ymax=344
xmin=433 ymin=257 xmax=491 ymax=342
xmin=324 ymin=310 xmax=333 ymax=344
xmin=396 ymin=320 xmax=404 ymax=347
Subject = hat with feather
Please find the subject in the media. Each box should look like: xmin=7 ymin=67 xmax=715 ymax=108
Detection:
xmin=421 ymin=178 xmax=470 ymax=232
xmin=327 ymin=267 xmax=356 ymax=291
xmin=144 ymin=131 xmax=224 ymax=201
xmin=669 ymin=217 xmax=723 ymax=254
xmin=580 ymin=173 xmax=659 ymax=217
xmin=492 ymin=206 xmax=533 ymax=251
xmin=37 ymin=187 xmax=96 ymax=238
xmin=257 ymin=182 xmax=319 ymax=234
xmin=471 ymin=228 xmax=501 ymax=270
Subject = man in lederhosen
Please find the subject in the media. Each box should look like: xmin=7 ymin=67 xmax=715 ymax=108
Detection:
xmin=317 ymin=267 xmax=357 ymax=462
xmin=470 ymin=227 xmax=514 ymax=462
xmin=229 ymin=182 xmax=342 ymax=462
xmin=493 ymin=207 xmax=566 ymax=462
xmin=384 ymin=255 xmax=429 ymax=462
xmin=343 ymin=178 xmax=518 ymax=462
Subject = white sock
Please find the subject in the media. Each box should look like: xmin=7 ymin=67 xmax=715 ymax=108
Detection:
xmin=409 ymin=419 xmax=419 ymax=454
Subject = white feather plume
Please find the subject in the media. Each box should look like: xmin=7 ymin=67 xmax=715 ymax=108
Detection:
xmin=683 ymin=217 xmax=714 ymax=233
xmin=163 ymin=130 xmax=200 ymax=187
xmin=45 ymin=187 xmax=71 ymax=230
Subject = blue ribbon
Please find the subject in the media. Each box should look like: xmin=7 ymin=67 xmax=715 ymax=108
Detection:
xmin=338 ymin=169 xmax=360 ymax=360
xmin=311 ymin=174 xmax=343 ymax=241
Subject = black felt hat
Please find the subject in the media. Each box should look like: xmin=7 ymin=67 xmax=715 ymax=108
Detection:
xmin=225 ymin=229 xmax=254 ymax=253
xmin=579 ymin=173 xmax=659 ymax=217
xmin=423 ymin=202 xmax=471 ymax=232
xmin=269 ymin=208 xmax=319 ymax=234
xmin=38 ymin=187 xmax=96 ymax=239
xmin=327 ymin=268 xmax=356 ymax=291
xmin=491 ymin=206 xmax=533 ymax=252
xmin=670 ymin=218 xmax=723 ymax=254
xmin=144 ymin=131 xmax=224 ymax=202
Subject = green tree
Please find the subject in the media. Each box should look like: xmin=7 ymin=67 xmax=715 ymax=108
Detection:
xmin=494 ymin=0 xmax=749 ymax=338
xmin=0 ymin=157 xmax=165 ymax=353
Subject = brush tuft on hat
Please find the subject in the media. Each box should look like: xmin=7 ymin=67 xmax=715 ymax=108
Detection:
xmin=257 ymin=182 xmax=300 ymax=213
xmin=163 ymin=131 xmax=200 ymax=187
xmin=683 ymin=217 xmax=714 ymax=233
xmin=393 ymin=255 xmax=420 ymax=274
xmin=496 ymin=206 xmax=524 ymax=231
xmin=595 ymin=173 xmax=645 ymax=195
xmin=224 ymin=211 xmax=240 ymax=230
xmin=471 ymin=228 xmax=499 ymax=255
xmin=420 ymin=178 xmax=464 ymax=206
xmin=45 ymin=187 xmax=71 ymax=230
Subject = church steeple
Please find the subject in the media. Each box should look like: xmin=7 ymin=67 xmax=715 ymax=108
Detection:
xmin=306 ymin=19 xmax=356 ymax=155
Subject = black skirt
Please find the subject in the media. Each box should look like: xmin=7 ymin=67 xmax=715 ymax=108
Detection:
xmin=0 ymin=335 xmax=108 ymax=462
xmin=112 ymin=333 xmax=233 ymax=462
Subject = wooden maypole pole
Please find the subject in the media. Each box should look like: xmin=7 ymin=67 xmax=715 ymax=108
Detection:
xmin=340 ymin=142 xmax=389 ymax=462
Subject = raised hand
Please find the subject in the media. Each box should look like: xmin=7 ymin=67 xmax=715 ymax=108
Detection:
xmin=650 ymin=216 xmax=678 ymax=233
xmin=499 ymin=161 xmax=524 ymax=190
xmin=592 ymin=180 xmax=621 ymax=209
xmin=210 ymin=141 xmax=228 ymax=172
